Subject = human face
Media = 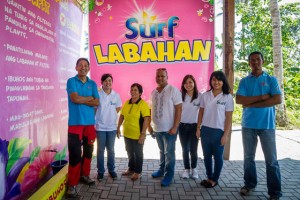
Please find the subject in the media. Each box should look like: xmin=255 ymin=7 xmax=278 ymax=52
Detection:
xmin=249 ymin=54 xmax=263 ymax=76
xmin=156 ymin=69 xmax=168 ymax=87
xmin=76 ymin=60 xmax=90 ymax=77
xmin=184 ymin=78 xmax=195 ymax=94
xmin=102 ymin=77 xmax=113 ymax=91
xmin=130 ymin=86 xmax=141 ymax=100
xmin=211 ymin=76 xmax=223 ymax=91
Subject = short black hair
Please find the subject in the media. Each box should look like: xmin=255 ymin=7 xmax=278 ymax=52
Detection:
xmin=76 ymin=58 xmax=89 ymax=66
xmin=248 ymin=51 xmax=264 ymax=62
xmin=209 ymin=71 xmax=230 ymax=94
xmin=131 ymin=83 xmax=143 ymax=94
xmin=101 ymin=73 xmax=113 ymax=83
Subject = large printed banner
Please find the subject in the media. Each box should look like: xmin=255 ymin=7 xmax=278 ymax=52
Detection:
xmin=89 ymin=0 xmax=214 ymax=101
xmin=0 ymin=0 xmax=83 ymax=199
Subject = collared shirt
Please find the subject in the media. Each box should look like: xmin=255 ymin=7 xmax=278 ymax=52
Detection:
xmin=121 ymin=98 xmax=150 ymax=140
xmin=236 ymin=71 xmax=281 ymax=129
xmin=95 ymin=89 xmax=122 ymax=131
xmin=200 ymin=90 xmax=234 ymax=131
xmin=150 ymin=84 xmax=182 ymax=132
xmin=67 ymin=75 xmax=99 ymax=125
xmin=180 ymin=93 xmax=201 ymax=124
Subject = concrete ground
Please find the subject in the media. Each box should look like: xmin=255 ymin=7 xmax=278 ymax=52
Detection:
xmin=65 ymin=128 xmax=300 ymax=200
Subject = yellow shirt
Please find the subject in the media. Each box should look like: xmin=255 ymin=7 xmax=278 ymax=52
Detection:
xmin=121 ymin=98 xmax=150 ymax=140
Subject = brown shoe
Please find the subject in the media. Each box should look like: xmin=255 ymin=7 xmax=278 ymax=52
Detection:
xmin=131 ymin=173 xmax=141 ymax=181
xmin=122 ymin=168 xmax=134 ymax=176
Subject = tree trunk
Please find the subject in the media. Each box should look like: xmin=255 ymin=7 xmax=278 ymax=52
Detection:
xmin=223 ymin=0 xmax=234 ymax=160
xmin=269 ymin=0 xmax=287 ymax=127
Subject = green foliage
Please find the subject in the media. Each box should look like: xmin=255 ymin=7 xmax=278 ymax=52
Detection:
xmin=54 ymin=146 xmax=67 ymax=161
xmin=234 ymin=0 xmax=300 ymax=128
xmin=6 ymin=138 xmax=31 ymax=175
xmin=29 ymin=146 xmax=41 ymax=163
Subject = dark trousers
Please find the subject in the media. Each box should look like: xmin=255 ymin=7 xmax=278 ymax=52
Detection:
xmin=178 ymin=123 xmax=199 ymax=169
xmin=124 ymin=137 xmax=144 ymax=173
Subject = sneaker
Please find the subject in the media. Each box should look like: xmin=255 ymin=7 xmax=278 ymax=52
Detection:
xmin=80 ymin=176 xmax=95 ymax=185
xmin=151 ymin=170 xmax=164 ymax=178
xmin=109 ymin=171 xmax=118 ymax=179
xmin=191 ymin=168 xmax=199 ymax=180
xmin=181 ymin=169 xmax=190 ymax=179
xmin=240 ymin=186 xmax=255 ymax=196
xmin=97 ymin=173 xmax=104 ymax=180
xmin=161 ymin=176 xmax=173 ymax=187
xmin=66 ymin=186 xmax=78 ymax=198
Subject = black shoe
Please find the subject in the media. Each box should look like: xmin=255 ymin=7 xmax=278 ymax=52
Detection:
xmin=97 ymin=173 xmax=104 ymax=180
xmin=109 ymin=171 xmax=118 ymax=179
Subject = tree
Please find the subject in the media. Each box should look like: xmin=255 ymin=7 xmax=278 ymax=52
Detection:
xmin=269 ymin=0 xmax=287 ymax=126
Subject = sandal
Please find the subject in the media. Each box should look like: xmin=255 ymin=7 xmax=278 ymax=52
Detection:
xmin=122 ymin=168 xmax=134 ymax=176
xmin=131 ymin=173 xmax=141 ymax=181
xmin=200 ymin=179 xmax=208 ymax=186
xmin=204 ymin=181 xmax=218 ymax=188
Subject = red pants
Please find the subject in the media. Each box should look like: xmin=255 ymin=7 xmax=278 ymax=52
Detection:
xmin=68 ymin=125 xmax=96 ymax=186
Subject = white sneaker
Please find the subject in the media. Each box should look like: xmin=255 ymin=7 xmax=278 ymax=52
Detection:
xmin=181 ymin=169 xmax=190 ymax=179
xmin=191 ymin=168 xmax=199 ymax=180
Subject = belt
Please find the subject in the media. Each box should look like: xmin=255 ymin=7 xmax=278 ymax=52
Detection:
xmin=180 ymin=123 xmax=197 ymax=126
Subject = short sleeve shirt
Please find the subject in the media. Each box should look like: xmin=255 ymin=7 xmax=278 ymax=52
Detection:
xmin=67 ymin=75 xmax=99 ymax=125
xmin=150 ymin=84 xmax=182 ymax=132
xmin=236 ymin=72 xmax=281 ymax=129
xmin=95 ymin=89 xmax=122 ymax=131
xmin=121 ymin=98 xmax=150 ymax=140
xmin=200 ymin=91 xmax=234 ymax=131
xmin=180 ymin=93 xmax=201 ymax=124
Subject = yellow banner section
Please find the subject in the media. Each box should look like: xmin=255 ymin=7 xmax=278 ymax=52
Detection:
xmin=29 ymin=164 xmax=68 ymax=200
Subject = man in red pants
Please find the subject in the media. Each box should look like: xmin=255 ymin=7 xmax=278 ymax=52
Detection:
xmin=66 ymin=58 xmax=99 ymax=197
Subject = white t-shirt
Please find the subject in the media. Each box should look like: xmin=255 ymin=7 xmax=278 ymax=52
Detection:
xmin=200 ymin=90 xmax=234 ymax=131
xmin=150 ymin=84 xmax=182 ymax=132
xmin=95 ymin=89 xmax=122 ymax=131
xmin=180 ymin=93 xmax=201 ymax=124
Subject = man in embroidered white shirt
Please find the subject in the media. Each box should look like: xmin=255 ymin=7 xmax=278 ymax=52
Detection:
xmin=149 ymin=68 xmax=182 ymax=187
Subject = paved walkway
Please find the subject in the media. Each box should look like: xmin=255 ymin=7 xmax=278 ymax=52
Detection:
xmin=65 ymin=129 xmax=300 ymax=200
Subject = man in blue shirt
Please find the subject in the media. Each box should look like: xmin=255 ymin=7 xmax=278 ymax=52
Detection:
xmin=66 ymin=58 xmax=99 ymax=198
xmin=236 ymin=51 xmax=282 ymax=200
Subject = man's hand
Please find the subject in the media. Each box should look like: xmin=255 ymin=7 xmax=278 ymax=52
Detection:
xmin=168 ymin=127 xmax=177 ymax=135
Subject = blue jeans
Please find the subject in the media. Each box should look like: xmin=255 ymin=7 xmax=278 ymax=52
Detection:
xmin=178 ymin=123 xmax=199 ymax=169
xmin=96 ymin=130 xmax=117 ymax=174
xmin=200 ymin=126 xmax=224 ymax=182
xmin=155 ymin=131 xmax=177 ymax=178
xmin=242 ymin=128 xmax=282 ymax=197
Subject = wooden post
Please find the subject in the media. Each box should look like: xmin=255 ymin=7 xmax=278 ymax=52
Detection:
xmin=223 ymin=0 xmax=235 ymax=160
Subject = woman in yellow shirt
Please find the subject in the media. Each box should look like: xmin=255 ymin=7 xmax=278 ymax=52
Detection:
xmin=117 ymin=83 xmax=150 ymax=181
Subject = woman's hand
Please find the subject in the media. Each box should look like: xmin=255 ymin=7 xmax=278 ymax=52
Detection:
xmin=220 ymin=134 xmax=228 ymax=146
xmin=138 ymin=133 xmax=146 ymax=144
xmin=117 ymin=128 xmax=121 ymax=139
xmin=196 ymin=129 xmax=201 ymax=139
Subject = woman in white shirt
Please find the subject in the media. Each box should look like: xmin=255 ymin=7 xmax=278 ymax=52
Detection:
xmin=196 ymin=71 xmax=234 ymax=188
xmin=179 ymin=75 xmax=201 ymax=179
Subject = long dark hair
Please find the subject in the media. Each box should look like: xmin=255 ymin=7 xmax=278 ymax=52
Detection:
xmin=209 ymin=71 xmax=230 ymax=94
xmin=181 ymin=74 xmax=199 ymax=102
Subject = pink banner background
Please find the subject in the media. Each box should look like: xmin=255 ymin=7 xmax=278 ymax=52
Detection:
xmin=89 ymin=0 xmax=215 ymax=101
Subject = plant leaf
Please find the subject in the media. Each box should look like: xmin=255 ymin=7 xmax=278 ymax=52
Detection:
xmin=54 ymin=146 xmax=67 ymax=161
xmin=6 ymin=138 xmax=31 ymax=175
xmin=29 ymin=146 xmax=41 ymax=163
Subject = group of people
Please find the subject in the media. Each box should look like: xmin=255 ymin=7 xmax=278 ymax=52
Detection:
xmin=66 ymin=51 xmax=282 ymax=200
